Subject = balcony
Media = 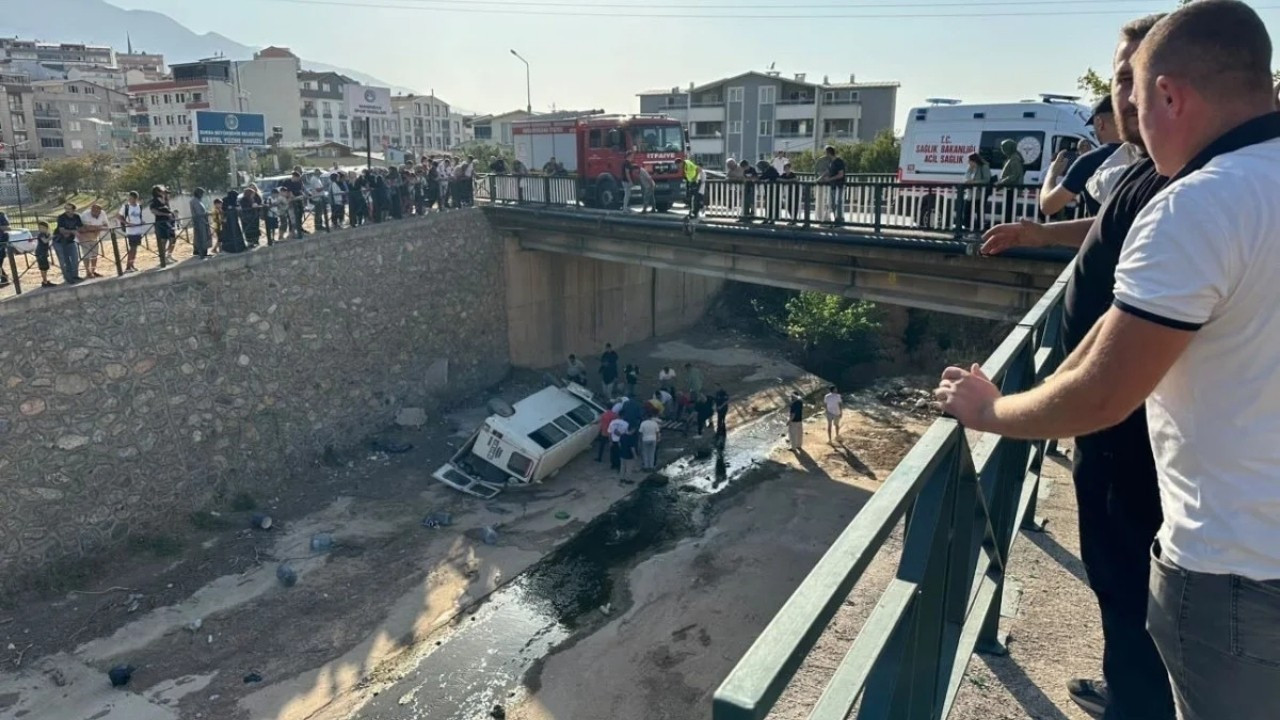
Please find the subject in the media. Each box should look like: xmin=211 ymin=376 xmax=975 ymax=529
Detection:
xmin=689 ymin=99 xmax=723 ymax=107
xmin=777 ymin=97 xmax=816 ymax=105
xmin=339 ymin=112 xmax=348 ymax=119
xmin=823 ymin=97 xmax=860 ymax=105
xmin=301 ymin=128 xmax=320 ymax=139
xmin=689 ymin=133 xmax=722 ymax=140
xmin=34 ymin=109 xmax=60 ymax=119
xmin=776 ymin=102 xmax=819 ymax=121
xmin=301 ymin=108 xmax=318 ymax=118
xmin=322 ymin=112 xmax=333 ymax=119
xmin=775 ymin=131 xmax=814 ymax=139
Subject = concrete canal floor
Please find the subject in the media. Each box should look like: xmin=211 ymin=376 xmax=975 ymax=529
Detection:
xmin=0 ymin=329 xmax=943 ymax=720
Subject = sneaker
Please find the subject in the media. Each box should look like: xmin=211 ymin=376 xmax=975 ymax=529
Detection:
xmin=1066 ymin=678 xmax=1108 ymax=719
xmin=124 ymin=267 xmax=138 ymax=274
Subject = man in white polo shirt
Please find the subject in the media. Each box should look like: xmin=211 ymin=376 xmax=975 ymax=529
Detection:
xmin=934 ymin=2 xmax=1280 ymax=717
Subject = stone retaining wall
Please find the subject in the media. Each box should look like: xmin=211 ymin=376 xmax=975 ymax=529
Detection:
xmin=0 ymin=210 xmax=509 ymax=586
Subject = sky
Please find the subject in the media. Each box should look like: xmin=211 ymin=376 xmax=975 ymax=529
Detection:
xmin=107 ymin=0 xmax=1280 ymax=131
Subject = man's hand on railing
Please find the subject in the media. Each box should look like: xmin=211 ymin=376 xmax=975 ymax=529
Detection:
xmin=980 ymin=219 xmax=1050 ymax=256
xmin=934 ymin=363 xmax=1002 ymax=431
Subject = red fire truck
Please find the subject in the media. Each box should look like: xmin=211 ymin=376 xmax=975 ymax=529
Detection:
xmin=513 ymin=113 xmax=686 ymax=212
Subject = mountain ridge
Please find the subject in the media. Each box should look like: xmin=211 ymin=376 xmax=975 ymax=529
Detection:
xmin=0 ymin=0 xmax=416 ymax=94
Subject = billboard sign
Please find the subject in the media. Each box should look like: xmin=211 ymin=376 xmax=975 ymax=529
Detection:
xmin=345 ymin=85 xmax=392 ymax=119
xmin=194 ymin=111 xmax=267 ymax=146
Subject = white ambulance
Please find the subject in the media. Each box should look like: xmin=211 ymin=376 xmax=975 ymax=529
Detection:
xmin=899 ymin=95 xmax=1095 ymax=185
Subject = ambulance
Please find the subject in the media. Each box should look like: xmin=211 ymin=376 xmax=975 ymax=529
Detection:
xmin=898 ymin=95 xmax=1095 ymax=185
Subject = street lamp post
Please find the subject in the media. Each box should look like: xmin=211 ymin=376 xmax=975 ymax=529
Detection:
xmin=510 ymin=49 xmax=531 ymax=114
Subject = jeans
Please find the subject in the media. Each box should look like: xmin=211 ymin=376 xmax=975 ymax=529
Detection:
xmin=1148 ymin=545 xmax=1280 ymax=720
xmin=829 ymin=184 xmax=845 ymax=223
xmin=53 ymin=240 xmax=80 ymax=283
xmin=1074 ymin=440 xmax=1174 ymax=720
xmin=641 ymin=439 xmax=657 ymax=470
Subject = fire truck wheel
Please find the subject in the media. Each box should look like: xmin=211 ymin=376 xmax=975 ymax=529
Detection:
xmin=595 ymin=176 xmax=622 ymax=209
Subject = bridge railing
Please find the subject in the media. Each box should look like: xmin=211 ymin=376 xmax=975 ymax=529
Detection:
xmin=481 ymin=174 xmax=1092 ymax=239
xmin=713 ymin=265 xmax=1071 ymax=720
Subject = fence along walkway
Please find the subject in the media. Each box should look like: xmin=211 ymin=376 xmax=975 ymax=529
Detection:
xmin=482 ymin=174 xmax=1091 ymax=240
xmin=712 ymin=265 xmax=1071 ymax=720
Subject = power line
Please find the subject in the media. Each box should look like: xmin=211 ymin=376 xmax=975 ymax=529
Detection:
xmin=265 ymin=0 xmax=1243 ymax=19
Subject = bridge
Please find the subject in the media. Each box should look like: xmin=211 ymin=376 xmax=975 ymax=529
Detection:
xmin=480 ymin=174 xmax=1081 ymax=320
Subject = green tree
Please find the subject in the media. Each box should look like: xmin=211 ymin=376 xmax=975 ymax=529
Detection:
xmin=1077 ymin=68 xmax=1111 ymax=102
xmin=781 ymin=292 xmax=883 ymax=365
xmin=26 ymin=156 xmax=94 ymax=200
xmin=255 ymin=147 xmax=298 ymax=176
xmin=786 ymin=130 xmax=901 ymax=176
xmin=112 ymin=137 xmax=186 ymax=197
xmin=459 ymin=142 xmax=515 ymax=171
xmin=185 ymin=145 xmax=231 ymax=193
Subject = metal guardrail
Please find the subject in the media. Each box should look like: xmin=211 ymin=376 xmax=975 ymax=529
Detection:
xmin=712 ymin=265 xmax=1071 ymax=720
xmin=482 ymin=173 xmax=1091 ymax=240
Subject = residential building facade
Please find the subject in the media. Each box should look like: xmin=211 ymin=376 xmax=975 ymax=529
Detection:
xmin=297 ymin=70 xmax=353 ymax=147
xmin=638 ymin=71 xmax=899 ymax=167
xmin=116 ymin=51 xmax=165 ymax=76
xmin=1 ymin=71 xmax=37 ymax=166
xmin=388 ymin=93 xmax=458 ymax=154
xmin=128 ymin=60 xmax=238 ymax=147
xmin=31 ymin=79 xmax=131 ymax=157
xmin=0 ymin=39 xmax=114 ymax=68
xmin=470 ymin=109 xmax=535 ymax=148
xmin=235 ymin=47 xmax=303 ymax=145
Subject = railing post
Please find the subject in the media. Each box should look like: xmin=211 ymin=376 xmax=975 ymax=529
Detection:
xmin=490 ymin=174 xmax=498 ymax=205
xmin=874 ymin=184 xmax=885 ymax=236
xmin=952 ymin=185 xmax=967 ymax=241
xmin=543 ymin=176 xmax=551 ymax=206
xmin=6 ymin=243 xmax=21 ymax=296
xmin=109 ymin=228 xmax=124 ymax=276
xmin=802 ymin=183 xmax=812 ymax=228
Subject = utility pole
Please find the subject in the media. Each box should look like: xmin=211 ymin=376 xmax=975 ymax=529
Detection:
xmin=365 ymin=116 xmax=372 ymax=169
xmin=510 ymin=50 xmax=531 ymax=114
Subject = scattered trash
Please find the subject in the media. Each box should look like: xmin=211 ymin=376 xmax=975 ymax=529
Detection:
xmin=395 ymin=407 xmax=428 ymax=427
xmin=206 ymin=634 xmax=213 ymax=644
xmin=600 ymin=603 xmax=612 ymax=615
xmin=185 ymin=618 xmax=203 ymax=633
xmin=366 ymin=452 xmax=390 ymax=462
xmin=108 ymin=665 xmax=134 ymax=688
xmin=421 ymin=512 xmax=454 ymax=529
xmin=276 ymin=563 xmax=298 ymax=587
xmin=310 ymin=533 xmax=334 ymax=552
xmin=243 ymin=672 xmax=263 ymax=684
xmin=250 ymin=513 xmax=273 ymax=531
xmin=371 ymin=438 xmax=413 ymax=454
xmin=554 ymin=511 xmax=571 ymax=521
xmin=482 ymin=526 xmax=500 ymax=546
xmin=126 ymin=593 xmax=144 ymax=613
xmin=5 ymin=643 xmax=13 ymax=651
xmin=490 ymin=705 xmax=507 ymax=719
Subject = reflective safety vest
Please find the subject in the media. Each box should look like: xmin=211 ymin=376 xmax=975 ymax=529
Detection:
xmin=680 ymin=158 xmax=700 ymax=183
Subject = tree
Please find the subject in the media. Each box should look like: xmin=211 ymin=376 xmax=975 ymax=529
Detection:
xmin=112 ymin=137 xmax=187 ymax=197
xmin=1077 ymin=68 xmax=1111 ymax=102
xmin=458 ymin=142 xmax=515 ymax=171
xmin=255 ymin=147 xmax=298 ymax=176
xmin=26 ymin=156 xmax=98 ymax=201
xmin=786 ymin=130 xmax=901 ymax=176
xmin=781 ymin=292 xmax=884 ymax=365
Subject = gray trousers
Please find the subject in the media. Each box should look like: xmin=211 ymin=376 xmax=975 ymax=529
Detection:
xmin=1148 ymin=544 xmax=1280 ymax=720
xmin=641 ymin=439 xmax=657 ymax=470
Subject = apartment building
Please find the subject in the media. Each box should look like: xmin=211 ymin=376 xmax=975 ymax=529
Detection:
xmin=31 ymin=78 xmax=131 ymax=157
xmin=116 ymin=51 xmax=165 ymax=76
xmin=638 ymin=70 xmax=899 ymax=167
xmin=128 ymin=59 xmax=237 ymax=147
xmin=1 ymin=71 xmax=37 ymax=165
xmin=0 ymin=39 xmax=114 ymax=68
xmin=297 ymin=70 xmax=355 ymax=147
xmin=235 ymin=47 xmax=303 ymax=145
xmin=470 ymin=109 xmax=535 ymax=147
xmin=388 ymin=93 xmax=461 ymax=153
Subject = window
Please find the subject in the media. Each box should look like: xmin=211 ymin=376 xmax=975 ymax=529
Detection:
xmin=69 ymin=85 xmax=79 ymax=94
xmin=168 ymin=137 xmax=175 ymax=146
xmin=152 ymin=115 xmax=161 ymax=126
xmin=506 ymin=452 xmax=533 ymax=477
xmin=729 ymin=120 xmax=742 ymax=134
xmin=40 ymin=137 xmax=64 ymax=148
xmin=759 ymin=86 xmax=776 ymax=105
xmin=551 ymin=416 xmax=582 ymax=434
xmin=528 ymin=422 xmax=569 ymax=449
xmin=566 ymin=404 xmax=596 ymax=426
xmin=759 ymin=120 xmax=773 ymax=137
xmin=68 ymin=103 xmax=79 ymax=115
xmin=979 ymin=130 xmax=1045 ymax=172
xmin=69 ymin=120 xmax=81 ymax=132
xmin=416 ymin=103 xmax=422 ymax=114
xmin=192 ymin=92 xmax=202 ymax=102
xmin=89 ymin=105 xmax=98 ymax=115
xmin=163 ymin=93 xmax=170 ymax=104
xmin=453 ymin=121 xmax=459 ymax=134
xmin=631 ymin=125 xmax=683 ymax=152
xmin=824 ymin=91 xmax=834 ymax=103
xmin=728 ymin=86 xmax=744 ymax=103
xmin=70 ymin=139 xmax=83 ymax=150
xmin=167 ymin=115 xmax=174 ymax=125
xmin=151 ymin=94 xmax=159 ymax=104
xmin=589 ymin=129 xmax=603 ymax=148
xmin=85 ymin=85 xmax=95 ymax=94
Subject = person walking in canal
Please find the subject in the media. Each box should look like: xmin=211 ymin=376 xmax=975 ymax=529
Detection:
xmin=608 ymin=415 xmax=630 ymax=474
xmin=693 ymin=392 xmax=714 ymax=437
xmin=566 ymin=354 xmax=588 ymax=386
xmin=787 ymin=392 xmax=804 ymax=452
xmin=714 ymin=386 xmax=730 ymax=438
xmin=824 ymin=386 xmax=844 ymax=442
xmin=624 ymin=363 xmax=640 ymax=398
xmin=945 ymin=5 xmax=1280 ymax=718
xmin=639 ymin=414 xmax=661 ymax=471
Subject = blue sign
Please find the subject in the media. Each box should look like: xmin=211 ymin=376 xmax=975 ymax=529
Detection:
xmin=194 ymin=111 xmax=267 ymax=146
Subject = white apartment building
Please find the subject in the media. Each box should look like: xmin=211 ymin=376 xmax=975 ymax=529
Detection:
xmin=389 ymin=93 xmax=461 ymax=154
xmin=31 ymin=78 xmax=131 ymax=157
xmin=297 ymin=70 xmax=354 ymax=147
xmin=639 ymin=70 xmax=899 ymax=167
xmin=236 ymin=47 xmax=303 ymax=145
xmin=128 ymin=60 xmax=237 ymax=147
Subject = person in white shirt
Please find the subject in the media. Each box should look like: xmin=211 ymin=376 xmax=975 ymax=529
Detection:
xmin=116 ymin=192 xmax=147 ymax=273
xmin=936 ymin=3 xmax=1280 ymax=716
xmin=823 ymin=386 xmax=843 ymax=442
xmin=77 ymin=203 xmax=109 ymax=278
xmin=638 ymin=415 xmax=661 ymax=471
xmin=772 ymin=151 xmax=789 ymax=175
xmin=657 ymin=366 xmax=677 ymax=395
xmin=608 ymin=416 xmax=631 ymax=475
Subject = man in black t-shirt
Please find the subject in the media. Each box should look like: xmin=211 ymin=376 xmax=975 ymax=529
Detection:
xmin=818 ymin=146 xmax=846 ymax=225
xmin=977 ymin=15 xmax=1175 ymax=720
xmin=787 ymin=393 xmax=804 ymax=451
xmin=53 ymin=203 xmax=84 ymax=284
xmin=149 ymin=185 xmax=176 ymax=262
xmin=1041 ymin=96 xmax=1124 ymax=216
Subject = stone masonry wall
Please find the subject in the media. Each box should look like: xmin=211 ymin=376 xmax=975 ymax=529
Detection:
xmin=0 ymin=210 xmax=509 ymax=586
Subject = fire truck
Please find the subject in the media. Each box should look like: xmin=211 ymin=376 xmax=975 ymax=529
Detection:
xmin=513 ymin=113 xmax=687 ymax=212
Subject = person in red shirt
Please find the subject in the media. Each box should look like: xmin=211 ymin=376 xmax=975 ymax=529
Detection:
xmin=595 ymin=407 xmax=618 ymax=462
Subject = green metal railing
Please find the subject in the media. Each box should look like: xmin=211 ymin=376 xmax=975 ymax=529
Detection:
xmin=713 ymin=263 xmax=1071 ymax=720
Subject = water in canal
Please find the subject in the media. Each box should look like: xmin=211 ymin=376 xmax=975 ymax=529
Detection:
xmin=355 ymin=412 xmax=788 ymax=719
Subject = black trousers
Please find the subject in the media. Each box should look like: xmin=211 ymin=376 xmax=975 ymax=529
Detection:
xmin=1073 ymin=439 xmax=1175 ymax=720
